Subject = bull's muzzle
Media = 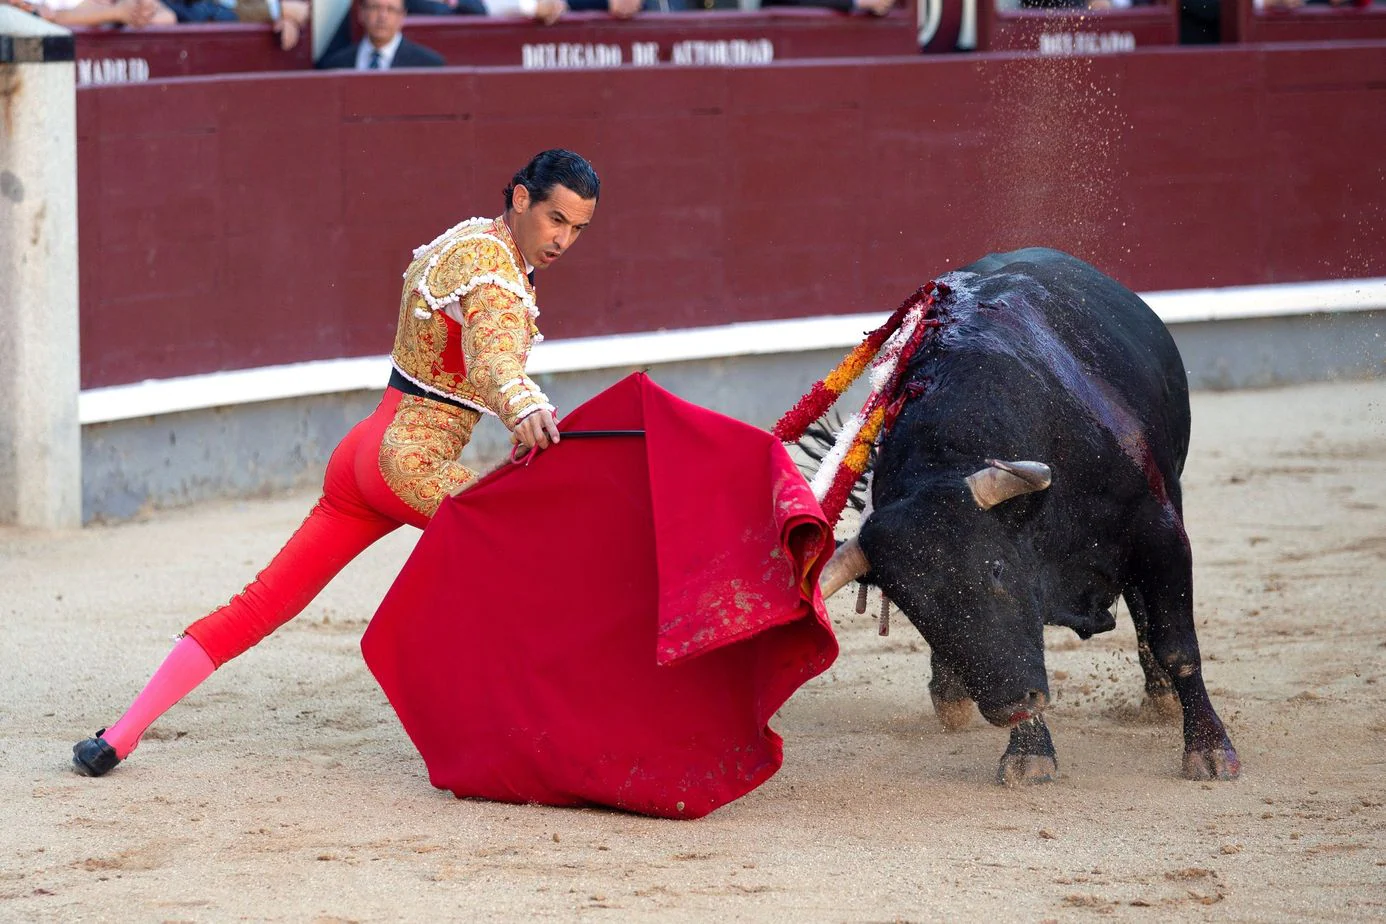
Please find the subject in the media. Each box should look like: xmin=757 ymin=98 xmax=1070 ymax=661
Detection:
xmin=819 ymin=536 xmax=870 ymax=599
xmin=979 ymin=689 xmax=1050 ymax=728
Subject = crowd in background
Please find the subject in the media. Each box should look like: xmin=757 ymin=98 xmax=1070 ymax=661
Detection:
xmin=2 ymin=0 xmax=1379 ymax=58
xmin=0 ymin=0 xmax=902 ymax=53
xmin=312 ymin=0 xmax=899 ymax=68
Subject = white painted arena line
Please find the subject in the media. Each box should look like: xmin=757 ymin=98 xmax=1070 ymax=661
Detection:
xmin=79 ymin=278 xmax=1386 ymax=425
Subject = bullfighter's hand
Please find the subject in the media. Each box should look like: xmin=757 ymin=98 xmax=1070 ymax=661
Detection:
xmin=514 ymin=408 xmax=561 ymax=452
xmin=608 ymin=0 xmax=641 ymax=18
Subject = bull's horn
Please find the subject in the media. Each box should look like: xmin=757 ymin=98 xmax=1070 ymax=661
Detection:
xmin=966 ymin=459 xmax=1052 ymax=510
xmin=819 ymin=537 xmax=870 ymax=599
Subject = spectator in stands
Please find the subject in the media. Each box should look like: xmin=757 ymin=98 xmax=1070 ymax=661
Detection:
xmin=8 ymin=0 xmax=177 ymax=27
xmin=318 ymin=0 xmax=445 ymax=68
xmin=159 ymin=0 xmax=310 ymax=50
xmin=759 ymin=0 xmax=897 ymax=15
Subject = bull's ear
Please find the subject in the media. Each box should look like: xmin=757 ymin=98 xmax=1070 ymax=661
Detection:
xmin=965 ymin=459 xmax=1052 ymax=510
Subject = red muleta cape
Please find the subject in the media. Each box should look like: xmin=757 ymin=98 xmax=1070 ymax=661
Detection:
xmin=361 ymin=373 xmax=839 ymax=819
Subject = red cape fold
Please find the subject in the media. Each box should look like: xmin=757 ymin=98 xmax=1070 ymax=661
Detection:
xmin=361 ymin=373 xmax=838 ymax=819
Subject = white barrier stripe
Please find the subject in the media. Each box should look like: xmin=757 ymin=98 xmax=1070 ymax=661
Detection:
xmin=78 ymin=277 xmax=1386 ymax=425
xmin=1142 ymin=278 xmax=1386 ymax=324
xmin=79 ymin=355 xmax=393 ymax=425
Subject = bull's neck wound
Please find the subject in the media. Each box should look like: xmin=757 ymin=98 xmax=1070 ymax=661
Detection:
xmin=939 ymin=272 xmax=1170 ymax=511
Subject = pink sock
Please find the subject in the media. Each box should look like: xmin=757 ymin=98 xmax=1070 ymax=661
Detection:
xmin=102 ymin=635 xmax=216 ymax=759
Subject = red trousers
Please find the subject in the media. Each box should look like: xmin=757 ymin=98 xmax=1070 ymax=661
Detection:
xmin=184 ymin=388 xmax=471 ymax=667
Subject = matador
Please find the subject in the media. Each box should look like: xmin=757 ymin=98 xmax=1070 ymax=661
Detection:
xmin=72 ymin=149 xmax=601 ymax=777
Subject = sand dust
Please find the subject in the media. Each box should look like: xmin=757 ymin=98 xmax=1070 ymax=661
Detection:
xmin=3 ymin=378 xmax=1384 ymax=921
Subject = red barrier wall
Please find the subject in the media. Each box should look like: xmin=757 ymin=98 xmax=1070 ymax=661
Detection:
xmin=77 ymin=45 xmax=1386 ymax=388
xmin=979 ymin=4 xmax=1178 ymax=53
xmin=71 ymin=9 xmax=915 ymax=82
xmin=403 ymin=9 xmax=919 ymax=67
xmin=1224 ymin=0 xmax=1386 ymax=42
xmin=73 ymin=23 xmax=313 ymax=83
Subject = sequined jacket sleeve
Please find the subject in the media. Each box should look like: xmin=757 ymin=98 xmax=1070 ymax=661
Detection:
xmin=423 ymin=236 xmax=552 ymax=429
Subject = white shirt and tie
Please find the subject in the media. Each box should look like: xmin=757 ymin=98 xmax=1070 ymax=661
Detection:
xmin=354 ymin=32 xmax=404 ymax=70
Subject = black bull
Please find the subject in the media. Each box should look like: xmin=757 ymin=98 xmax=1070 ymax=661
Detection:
xmin=819 ymin=248 xmax=1240 ymax=786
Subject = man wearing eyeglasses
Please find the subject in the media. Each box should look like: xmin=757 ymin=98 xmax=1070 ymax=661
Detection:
xmin=318 ymin=0 xmax=445 ymax=69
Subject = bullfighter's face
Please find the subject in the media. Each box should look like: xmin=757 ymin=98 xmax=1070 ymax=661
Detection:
xmin=508 ymin=183 xmax=595 ymax=272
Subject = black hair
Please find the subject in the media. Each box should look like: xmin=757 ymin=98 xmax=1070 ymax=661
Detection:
xmin=503 ymin=149 xmax=600 ymax=211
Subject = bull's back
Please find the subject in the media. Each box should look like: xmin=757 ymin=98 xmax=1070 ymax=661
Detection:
xmin=954 ymin=248 xmax=1190 ymax=470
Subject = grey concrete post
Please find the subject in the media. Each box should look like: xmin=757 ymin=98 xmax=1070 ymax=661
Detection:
xmin=0 ymin=8 xmax=80 ymax=528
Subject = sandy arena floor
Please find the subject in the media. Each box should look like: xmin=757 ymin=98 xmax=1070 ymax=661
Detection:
xmin=2 ymin=378 xmax=1384 ymax=922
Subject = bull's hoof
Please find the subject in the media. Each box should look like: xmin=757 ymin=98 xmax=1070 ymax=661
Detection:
xmin=1182 ymin=745 xmax=1241 ymax=781
xmin=931 ymin=693 xmax=976 ymax=731
xmin=997 ymin=754 xmax=1058 ymax=787
xmin=1139 ymin=691 xmax=1182 ymax=724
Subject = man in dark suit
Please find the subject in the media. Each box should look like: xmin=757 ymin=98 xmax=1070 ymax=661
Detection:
xmin=317 ymin=0 xmax=446 ymax=69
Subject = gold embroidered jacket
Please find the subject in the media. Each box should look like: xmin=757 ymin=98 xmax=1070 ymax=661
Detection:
xmin=390 ymin=216 xmax=552 ymax=429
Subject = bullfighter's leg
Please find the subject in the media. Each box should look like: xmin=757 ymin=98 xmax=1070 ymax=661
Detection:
xmin=997 ymin=716 xmax=1057 ymax=787
xmin=1123 ymin=587 xmax=1182 ymax=722
xmin=928 ymin=651 xmax=976 ymax=731
xmin=74 ymin=497 xmax=402 ymax=775
xmin=72 ymin=390 xmax=427 ymax=777
xmin=1129 ymin=529 xmax=1240 ymax=781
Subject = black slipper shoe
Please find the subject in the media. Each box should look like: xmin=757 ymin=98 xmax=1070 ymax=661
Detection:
xmin=72 ymin=731 xmax=121 ymax=777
